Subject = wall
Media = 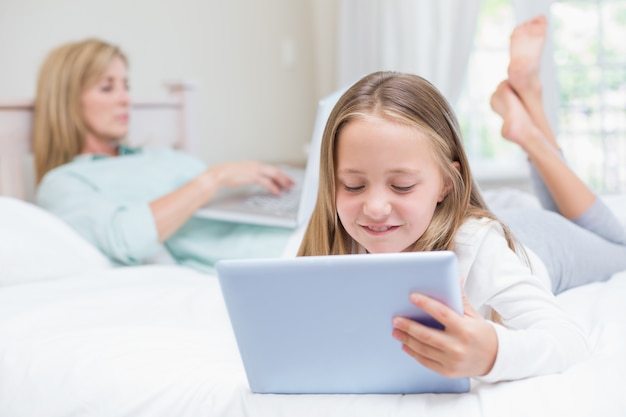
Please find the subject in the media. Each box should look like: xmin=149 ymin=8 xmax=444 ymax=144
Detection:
xmin=0 ymin=0 xmax=324 ymax=166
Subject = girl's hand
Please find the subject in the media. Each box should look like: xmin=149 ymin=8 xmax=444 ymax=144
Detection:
xmin=391 ymin=291 xmax=498 ymax=378
xmin=206 ymin=161 xmax=295 ymax=195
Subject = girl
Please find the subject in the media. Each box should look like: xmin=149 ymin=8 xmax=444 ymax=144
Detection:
xmin=298 ymin=70 xmax=567 ymax=381
xmin=298 ymin=16 xmax=626 ymax=383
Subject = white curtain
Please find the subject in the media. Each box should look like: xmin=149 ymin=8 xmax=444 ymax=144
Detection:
xmin=512 ymin=0 xmax=559 ymax=133
xmin=337 ymin=0 xmax=481 ymax=105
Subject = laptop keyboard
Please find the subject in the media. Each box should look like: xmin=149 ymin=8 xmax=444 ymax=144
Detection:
xmin=243 ymin=183 xmax=303 ymax=215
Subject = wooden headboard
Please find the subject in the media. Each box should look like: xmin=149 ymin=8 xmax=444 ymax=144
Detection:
xmin=0 ymin=81 xmax=197 ymax=201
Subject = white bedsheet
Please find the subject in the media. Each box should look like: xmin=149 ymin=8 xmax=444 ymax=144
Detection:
xmin=1 ymin=264 xmax=625 ymax=417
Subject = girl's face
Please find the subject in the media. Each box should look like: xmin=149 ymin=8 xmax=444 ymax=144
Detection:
xmin=335 ymin=116 xmax=450 ymax=253
xmin=80 ymin=56 xmax=130 ymax=144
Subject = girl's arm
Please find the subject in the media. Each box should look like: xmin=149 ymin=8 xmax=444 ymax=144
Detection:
xmin=464 ymin=222 xmax=590 ymax=382
xmin=392 ymin=219 xmax=590 ymax=382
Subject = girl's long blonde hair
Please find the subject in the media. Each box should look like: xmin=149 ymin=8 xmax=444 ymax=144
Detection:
xmin=298 ymin=71 xmax=519 ymax=257
xmin=33 ymin=38 xmax=127 ymax=183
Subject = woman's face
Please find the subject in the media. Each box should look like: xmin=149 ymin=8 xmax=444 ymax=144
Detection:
xmin=335 ymin=116 xmax=450 ymax=253
xmin=80 ymin=56 xmax=130 ymax=144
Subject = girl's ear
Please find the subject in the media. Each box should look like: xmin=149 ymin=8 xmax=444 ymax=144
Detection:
xmin=438 ymin=161 xmax=461 ymax=202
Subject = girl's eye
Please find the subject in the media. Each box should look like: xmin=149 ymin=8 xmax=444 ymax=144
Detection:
xmin=392 ymin=185 xmax=415 ymax=192
xmin=100 ymin=84 xmax=113 ymax=92
xmin=343 ymin=185 xmax=364 ymax=192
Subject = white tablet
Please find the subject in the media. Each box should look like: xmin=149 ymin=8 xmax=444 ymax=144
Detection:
xmin=216 ymin=251 xmax=469 ymax=394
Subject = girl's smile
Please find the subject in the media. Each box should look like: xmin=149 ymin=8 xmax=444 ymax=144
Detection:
xmin=360 ymin=224 xmax=400 ymax=234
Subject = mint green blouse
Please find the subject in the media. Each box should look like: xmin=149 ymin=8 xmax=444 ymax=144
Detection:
xmin=36 ymin=147 xmax=291 ymax=272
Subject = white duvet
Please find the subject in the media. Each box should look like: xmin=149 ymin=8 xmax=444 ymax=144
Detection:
xmin=0 ymin=191 xmax=625 ymax=417
xmin=1 ymin=266 xmax=625 ymax=417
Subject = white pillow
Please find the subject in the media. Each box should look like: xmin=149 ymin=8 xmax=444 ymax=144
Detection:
xmin=0 ymin=197 xmax=113 ymax=285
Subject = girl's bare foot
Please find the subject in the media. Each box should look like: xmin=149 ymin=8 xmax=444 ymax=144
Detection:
xmin=490 ymin=80 xmax=549 ymax=151
xmin=491 ymin=80 xmax=594 ymax=219
xmin=507 ymin=15 xmax=547 ymax=95
xmin=506 ymin=15 xmax=559 ymax=149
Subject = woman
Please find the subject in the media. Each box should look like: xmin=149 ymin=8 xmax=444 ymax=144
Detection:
xmin=34 ymin=38 xmax=294 ymax=270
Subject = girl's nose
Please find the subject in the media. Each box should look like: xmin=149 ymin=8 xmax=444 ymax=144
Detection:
xmin=362 ymin=192 xmax=392 ymax=219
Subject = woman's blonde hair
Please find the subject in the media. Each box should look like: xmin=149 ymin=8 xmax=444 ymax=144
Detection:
xmin=33 ymin=38 xmax=127 ymax=183
xmin=298 ymin=71 xmax=519 ymax=257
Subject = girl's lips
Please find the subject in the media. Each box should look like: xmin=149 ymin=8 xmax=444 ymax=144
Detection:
xmin=361 ymin=224 xmax=399 ymax=234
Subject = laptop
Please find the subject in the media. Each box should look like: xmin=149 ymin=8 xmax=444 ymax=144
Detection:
xmin=194 ymin=87 xmax=346 ymax=228
xmin=216 ymin=251 xmax=470 ymax=394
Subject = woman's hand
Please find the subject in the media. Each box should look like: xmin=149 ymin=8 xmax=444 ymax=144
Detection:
xmin=151 ymin=161 xmax=295 ymax=243
xmin=391 ymin=291 xmax=498 ymax=378
xmin=207 ymin=161 xmax=295 ymax=195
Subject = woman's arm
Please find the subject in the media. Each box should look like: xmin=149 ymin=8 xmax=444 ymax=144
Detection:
xmin=150 ymin=161 xmax=294 ymax=242
xmin=37 ymin=172 xmax=161 ymax=265
xmin=37 ymin=153 xmax=294 ymax=264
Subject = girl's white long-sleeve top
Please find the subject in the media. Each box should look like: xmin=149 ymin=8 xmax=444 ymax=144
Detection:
xmin=454 ymin=217 xmax=590 ymax=383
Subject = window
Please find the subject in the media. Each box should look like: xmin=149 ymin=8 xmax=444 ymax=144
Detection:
xmin=457 ymin=0 xmax=626 ymax=193
xmin=552 ymin=0 xmax=626 ymax=193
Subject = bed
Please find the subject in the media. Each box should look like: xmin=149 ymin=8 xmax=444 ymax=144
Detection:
xmin=1 ymin=88 xmax=626 ymax=417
